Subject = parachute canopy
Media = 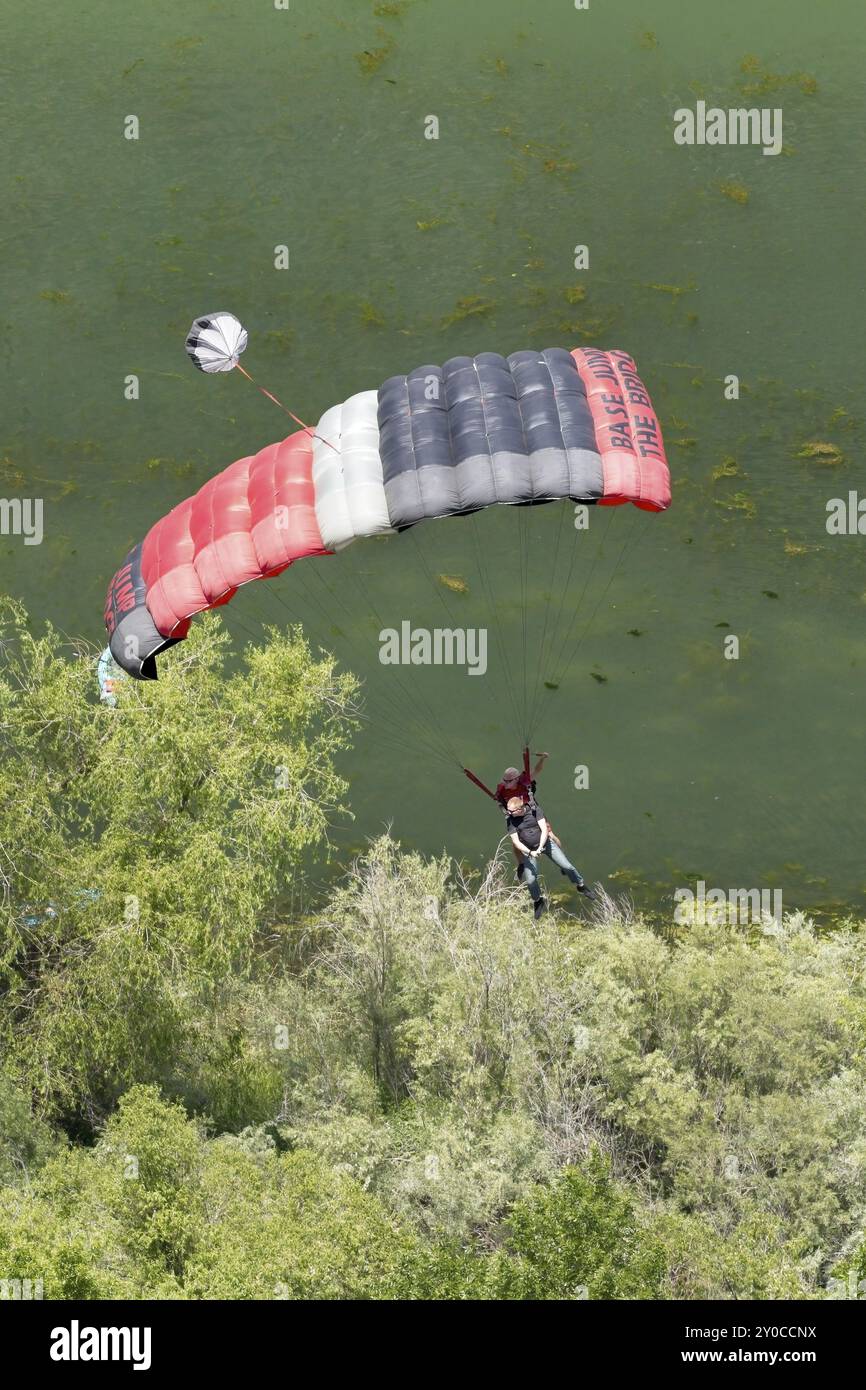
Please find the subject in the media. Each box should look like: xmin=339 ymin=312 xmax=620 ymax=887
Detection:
xmin=185 ymin=312 xmax=248 ymax=373
xmin=105 ymin=347 xmax=670 ymax=678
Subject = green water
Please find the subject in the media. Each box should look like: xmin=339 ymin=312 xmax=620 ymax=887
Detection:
xmin=1 ymin=0 xmax=864 ymax=914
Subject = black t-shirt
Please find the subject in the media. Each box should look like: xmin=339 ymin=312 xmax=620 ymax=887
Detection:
xmin=506 ymin=805 xmax=544 ymax=850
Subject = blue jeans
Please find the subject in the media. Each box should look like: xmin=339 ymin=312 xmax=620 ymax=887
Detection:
xmin=521 ymin=841 xmax=584 ymax=902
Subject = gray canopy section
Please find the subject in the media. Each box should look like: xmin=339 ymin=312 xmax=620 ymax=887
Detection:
xmin=105 ymin=542 xmax=180 ymax=679
xmin=376 ymin=348 xmax=604 ymax=530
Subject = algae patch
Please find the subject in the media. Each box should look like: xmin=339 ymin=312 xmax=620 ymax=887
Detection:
xmin=436 ymin=574 xmax=469 ymax=595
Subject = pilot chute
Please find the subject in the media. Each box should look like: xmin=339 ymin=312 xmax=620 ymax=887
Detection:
xmin=185 ymin=312 xmax=248 ymax=373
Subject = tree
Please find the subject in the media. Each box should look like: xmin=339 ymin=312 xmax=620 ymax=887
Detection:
xmin=0 ymin=1074 xmax=57 ymax=1184
xmin=0 ymin=599 xmax=358 ymax=1130
xmin=0 ymin=1086 xmax=416 ymax=1300
xmin=488 ymin=1151 xmax=666 ymax=1300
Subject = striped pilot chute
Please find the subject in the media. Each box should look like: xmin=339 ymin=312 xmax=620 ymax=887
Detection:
xmin=103 ymin=346 xmax=669 ymax=678
xmin=185 ymin=312 xmax=249 ymax=373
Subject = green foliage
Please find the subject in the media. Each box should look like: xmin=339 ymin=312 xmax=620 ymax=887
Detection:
xmin=487 ymin=1153 xmax=666 ymax=1299
xmin=0 ymin=1087 xmax=411 ymax=1299
xmin=185 ymin=1138 xmax=411 ymax=1299
xmin=0 ymin=599 xmax=358 ymax=1128
xmin=0 ymin=1148 xmax=115 ymax=1298
xmin=255 ymin=843 xmax=866 ymax=1294
xmin=657 ymin=1209 xmax=812 ymax=1301
xmin=0 ymin=1087 xmax=662 ymax=1301
xmin=96 ymin=1085 xmax=204 ymax=1285
xmin=0 ymin=1074 xmax=58 ymax=1183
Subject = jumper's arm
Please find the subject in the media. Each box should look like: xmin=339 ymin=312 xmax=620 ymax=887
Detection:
xmin=532 ymin=748 xmax=549 ymax=778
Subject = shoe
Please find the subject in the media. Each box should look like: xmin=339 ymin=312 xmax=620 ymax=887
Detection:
xmin=577 ymin=882 xmax=597 ymax=902
xmin=534 ymin=896 xmax=548 ymax=920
